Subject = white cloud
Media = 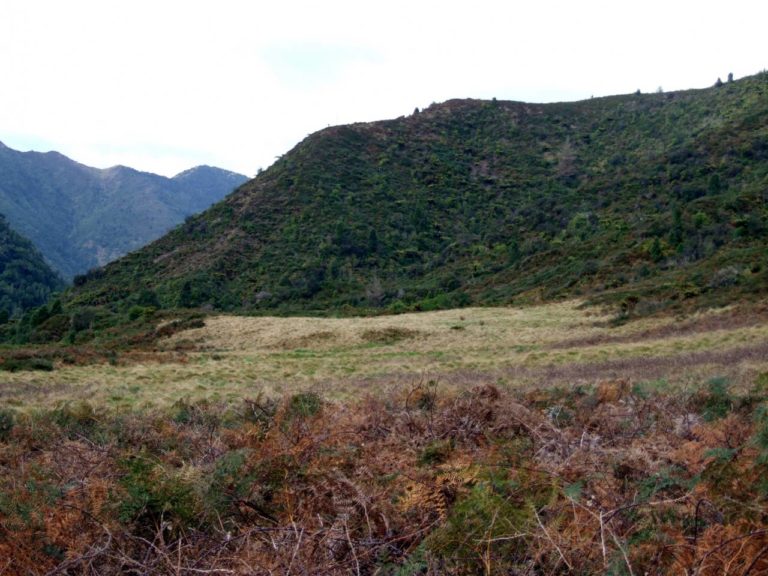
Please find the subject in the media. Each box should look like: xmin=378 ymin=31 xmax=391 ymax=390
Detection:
xmin=0 ymin=0 xmax=765 ymax=176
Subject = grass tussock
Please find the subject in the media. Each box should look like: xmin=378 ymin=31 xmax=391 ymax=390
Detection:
xmin=361 ymin=326 xmax=422 ymax=345
xmin=1 ymin=378 xmax=767 ymax=574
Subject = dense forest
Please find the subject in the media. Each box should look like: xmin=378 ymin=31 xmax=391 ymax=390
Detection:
xmin=0 ymin=214 xmax=64 ymax=320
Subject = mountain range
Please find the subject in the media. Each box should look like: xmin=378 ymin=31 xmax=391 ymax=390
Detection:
xmin=62 ymin=72 xmax=768 ymax=319
xmin=0 ymin=142 xmax=248 ymax=280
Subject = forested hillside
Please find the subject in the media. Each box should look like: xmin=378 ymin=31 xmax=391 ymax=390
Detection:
xmin=68 ymin=73 xmax=768 ymax=317
xmin=0 ymin=214 xmax=64 ymax=318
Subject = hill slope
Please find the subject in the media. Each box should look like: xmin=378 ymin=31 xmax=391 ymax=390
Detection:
xmin=70 ymin=73 xmax=768 ymax=316
xmin=0 ymin=143 xmax=248 ymax=280
xmin=0 ymin=214 xmax=64 ymax=317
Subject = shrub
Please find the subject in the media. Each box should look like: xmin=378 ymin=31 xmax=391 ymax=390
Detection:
xmin=701 ymin=377 xmax=733 ymax=421
xmin=413 ymin=291 xmax=471 ymax=312
xmin=242 ymin=395 xmax=278 ymax=426
xmin=127 ymin=305 xmax=156 ymax=321
xmin=0 ymin=356 xmax=54 ymax=372
xmin=425 ymin=479 xmax=532 ymax=572
xmin=387 ymin=300 xmax=409 ymax=314
xmin=754 ymin=372 xmax=768 ymax=393
xmin=0 ymin=408 xmax=15 ymax=441
xmin=30 ymin=314 xmax=70 ymax=343
xmin=171 ymin=398 xmax=215 ymax=426
xmin=117 ymin=455 xmax=199 ymax=533
xmin=753 ymin=404 xmax=768 ymax=464
xmin=154 ymin=316 xmax=205 ymax=338
xmin=70 ymin=308 xmax=96 ymax=332
xmin=419 ymin=439 xmax=453 ymax=466
xmin=285 ymin=392 xmax=323 ymax=421
xmin=51 ymin=401 xmax=100 ymax=438
xmin=204 ymin=448 xmax=254 ymax=522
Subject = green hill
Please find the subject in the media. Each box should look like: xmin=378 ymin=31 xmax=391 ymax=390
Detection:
xmin=69 ymin=73 xmax=768 ymax=318
xmin=0 ymin=214 xmax=64 ymax=318
xmin=0 ymin=143 xmax=248 ymax=280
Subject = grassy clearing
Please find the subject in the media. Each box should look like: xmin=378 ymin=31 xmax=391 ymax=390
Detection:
xmin=1 ymin=300 xmax=767 ymax=410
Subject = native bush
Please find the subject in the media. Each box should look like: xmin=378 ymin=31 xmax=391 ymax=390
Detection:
xmin=285 ymin=391 xmax=323 ymax=420
xmin=700 ymin=376 xmax=734 ymax=421
xmin=117 ymin=454 xmax=200 ymax=534
xmin=0 ymin=408 xmax=15 ymax=441
xmin=0 ymin=356 xmax=54 ymax=372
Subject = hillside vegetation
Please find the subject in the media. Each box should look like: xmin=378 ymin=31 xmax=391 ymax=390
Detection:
xmin=0 ymin=214 xmax=64 ymax=318
xmin=66 ymin=73 xmax=768 ymax=319
xmin=0 ymin=142 xmax=247 ymax=280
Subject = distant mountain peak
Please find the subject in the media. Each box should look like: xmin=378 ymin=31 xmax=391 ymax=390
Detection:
xmin=174 ymin=164 xmax=216 ymax=175
xmin=173 ymin=165 xmax=247 ymax=179
xmin=0 ymin=144 xmax=249 ymax=280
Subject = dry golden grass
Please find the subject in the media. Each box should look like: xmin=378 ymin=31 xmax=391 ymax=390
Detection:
xmin=2 ymin=300 xmax=767 ymax=410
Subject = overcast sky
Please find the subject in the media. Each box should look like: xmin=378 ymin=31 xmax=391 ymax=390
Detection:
xmin=1 ymin=0 xmax=766 ymax=177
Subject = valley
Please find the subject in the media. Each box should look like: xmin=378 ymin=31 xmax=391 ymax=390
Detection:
xmin=1 ymin=73 xmax=767 ymax=574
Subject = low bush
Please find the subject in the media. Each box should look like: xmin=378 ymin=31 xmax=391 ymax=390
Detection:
xmin=0 ymin=408 xmax=15 ymax=441
xmin=0 ymin=381 xmax=765 ymax=573
xmin=0 ymin=356 xmax=54 ymax=372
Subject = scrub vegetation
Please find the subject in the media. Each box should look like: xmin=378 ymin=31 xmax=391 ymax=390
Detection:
xmin=2 ymin=369 xmax=768 ymax=574
xmin=1 ymin=302 xmax=767 ymax=574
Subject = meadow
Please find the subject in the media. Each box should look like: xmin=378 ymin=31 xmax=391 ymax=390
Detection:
xmin=2 ymin=300 xmax=767 ymax=410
